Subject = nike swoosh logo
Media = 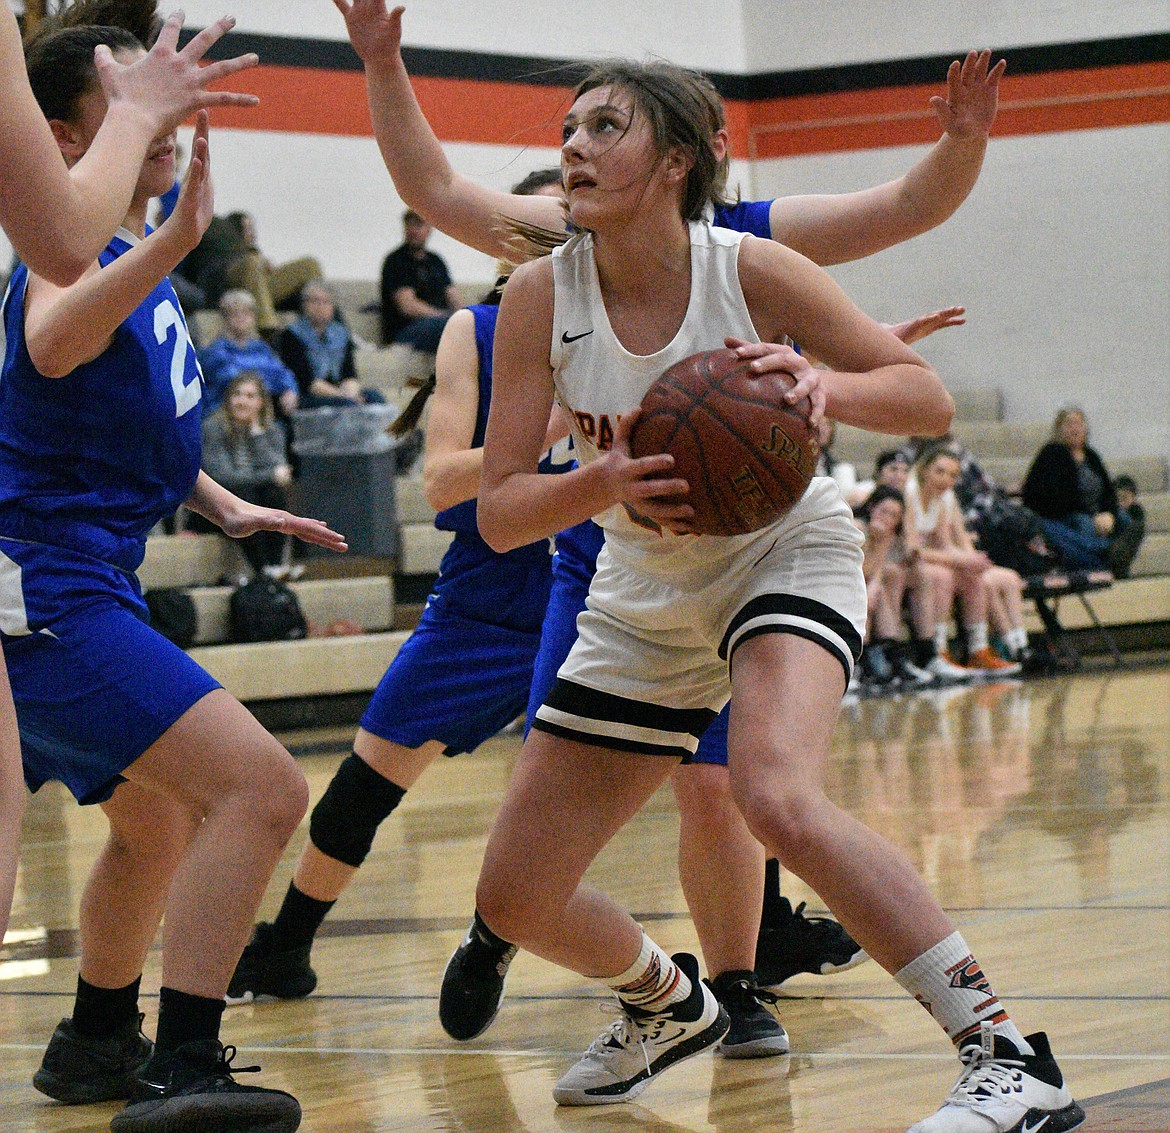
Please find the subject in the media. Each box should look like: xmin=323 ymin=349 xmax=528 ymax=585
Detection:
xmin=1022 ymin=1118 xmax=1050 ymax=1133
xmin=561 ymin=329 xmax=593 ymax=343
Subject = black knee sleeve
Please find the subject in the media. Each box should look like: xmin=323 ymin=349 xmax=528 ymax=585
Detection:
xmin=309 ymin=753 xmax=406 ymax=867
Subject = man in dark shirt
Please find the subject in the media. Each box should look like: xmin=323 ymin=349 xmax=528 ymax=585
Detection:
xmin=379 ymin=210 xmax=461 ymax=348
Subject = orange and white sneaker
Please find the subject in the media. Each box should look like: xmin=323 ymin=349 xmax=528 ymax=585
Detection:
xmin=967 ymin=647 xmax=1022 ymax=677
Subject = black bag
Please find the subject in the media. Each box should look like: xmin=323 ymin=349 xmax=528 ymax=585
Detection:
xmin=144 ymin=588 xmax=198 ymax=650
xmin=969 ymin=492 xmax=1057 ymax=578
xmin=229 ymin=577 xmax=307 ymax=643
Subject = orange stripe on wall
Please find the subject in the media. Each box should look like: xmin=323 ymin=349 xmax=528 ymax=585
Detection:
xmin=747 ymin=60 xmax=1170 ymax=158
xmin=205 ymin=60 xmax=1170 ymax=160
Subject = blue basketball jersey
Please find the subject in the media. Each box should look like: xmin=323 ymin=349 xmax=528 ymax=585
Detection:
xmin=424 ymin=303 xmax=553 ymax=630
xmin=713 ymin=199 xmax=773 ymax=239
xmin=0 ymin=227 xmax=204 ymax=572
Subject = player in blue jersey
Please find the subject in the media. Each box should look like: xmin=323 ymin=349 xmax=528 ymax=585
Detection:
xmin=2 ymin=9 xmax=345 ymax=1132
xmin=225 ymin=168 xmax=572 ymax=1004
xmin=0 ymin=1 xmax=260 ymax=948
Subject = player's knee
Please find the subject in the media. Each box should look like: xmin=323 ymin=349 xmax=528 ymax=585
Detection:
xmin=246 ymin=751 xmax=309 ymax=842
xmin=733 ymin=766 xmax=823 ymax=859
xmin=309 ymin=753 xmax=406 ymax=867
xmin=474 ymin=870 xmax=542 ymax=946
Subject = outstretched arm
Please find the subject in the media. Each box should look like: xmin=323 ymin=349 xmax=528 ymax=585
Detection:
xmin=331 ymin=1 xmax=563 ymax=257
xmin=768 ymin=51 xmax=1005 ymax=266
xmin=23 ymin=114 xmax=214 ymax=378
xmin=0 ymin=9 xmax=259 ymax=286
xmin=186 ymin=472 xmax=349 ymax=553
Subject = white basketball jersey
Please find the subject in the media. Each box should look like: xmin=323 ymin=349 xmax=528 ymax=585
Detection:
xmin=549 ymin=221 xmax=760 ymax=551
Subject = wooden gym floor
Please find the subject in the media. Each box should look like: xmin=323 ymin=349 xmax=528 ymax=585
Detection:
xmin=2 ymin=661 xmax=1168 ymax=1131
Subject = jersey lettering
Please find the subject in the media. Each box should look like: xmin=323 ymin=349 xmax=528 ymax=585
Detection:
xmin=153 ymin=299 xmax=202 ymax=418
xmin=573 ymin=411 xmax=624 ymax=451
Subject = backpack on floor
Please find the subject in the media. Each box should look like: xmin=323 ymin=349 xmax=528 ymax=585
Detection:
xmin=229 ymin=577 xmax=308 ymax=643
xmin=144 ymin=587 xmax=198 ymax=650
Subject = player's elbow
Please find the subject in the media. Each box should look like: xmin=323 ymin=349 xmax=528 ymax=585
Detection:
xmin=26 ymin=339 xmax=75 ymax=380
xmin=921 ymin=382 xmax=956 ymax=436
xmin=29 ymin=250 xmax=91 ymax=290
xmin=477 ymin=496 xmax=518 ymax=553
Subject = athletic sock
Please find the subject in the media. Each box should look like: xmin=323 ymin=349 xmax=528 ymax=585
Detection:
xmin=606 ymin=931 xmax=691 ymax=1013
xmin=269 ymin=882 xmax=336 ymax=951
xmin=912 ymin=637 xmax=935 ymax=667
xmin=761 ymin=857 xmax=784 ymax=920
xmin=1004 ymin=626 xmax=1029 ymax=656
xmin=72 ymin=975 xmax=141 ymax=1039
xmin=894 ymin=931 xmax=1032 ymax=1053
xmin=154 ymin=987 xmax=226 ymax=1054
xmin=966 ymin=621 xmax=990 ymax=653
xmin=933 ymin=623 xmax=950 ymax=657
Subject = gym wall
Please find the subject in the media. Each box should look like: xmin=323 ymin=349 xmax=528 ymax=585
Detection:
xmin=10 ymin=0 xmax=1168 ymax=464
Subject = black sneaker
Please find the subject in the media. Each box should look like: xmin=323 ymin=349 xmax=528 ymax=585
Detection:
xmin=707 ymin=970 xmax=789 ymax=1059
xmin=439 ymin=912 xmax=518 ymax=1040
xmin=907 ymin=1023 xmax=1085 ymax=1132
xmin=755 ymin=898 xmax=868 ymax=988
xmin=33 ymin=1014 xmax=152 ymax=1104
xmin=111 ymin=1040 xmax=301 ymax=1133
xmin=225 ymin=922 xmax=317 ymax=1005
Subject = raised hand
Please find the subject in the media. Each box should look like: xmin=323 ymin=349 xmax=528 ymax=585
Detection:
xmin=95 ymin=12 xmax=261 ymax=133
xmin=331 ymin=0 xmax=405 ymax=66
xmin=161 ymin=111 xmax=213 ymax=254
xmin=885 ymin=306 xmax=966 ymax=347
xmin=929 ymin=50 xmax=1006 ymax=141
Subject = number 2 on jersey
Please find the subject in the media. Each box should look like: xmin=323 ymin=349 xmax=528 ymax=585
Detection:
xmin=154 ymin=299 xmax=202 ymax=417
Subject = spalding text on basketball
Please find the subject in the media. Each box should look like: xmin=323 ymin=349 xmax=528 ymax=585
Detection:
xmin=762 ymin=421 xmax=819 ymax=478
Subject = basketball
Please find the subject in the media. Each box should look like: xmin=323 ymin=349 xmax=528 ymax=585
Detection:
xmin=627 ymin=347 xmax=819 ymax=536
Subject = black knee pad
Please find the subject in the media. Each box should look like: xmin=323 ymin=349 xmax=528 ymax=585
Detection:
xmin=309 ymin=754 xmax=406 ymax=867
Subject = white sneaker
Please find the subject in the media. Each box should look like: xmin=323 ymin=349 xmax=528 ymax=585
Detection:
xmin=553 ymin=952 xmax=729 ymax=1106
xmin=907 ymin=1023 xmax=1085 ymax=1133
xmin=926 ymin=654 xmax=976 ymax=683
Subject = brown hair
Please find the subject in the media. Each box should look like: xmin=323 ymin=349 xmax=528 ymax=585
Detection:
xmin=572 ymin=57 xmax=731 ymax=221
xmin=218 ymin=372 xmax=274 ymax=434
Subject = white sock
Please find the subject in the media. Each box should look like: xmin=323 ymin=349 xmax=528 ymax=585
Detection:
xmin=606 ymin=931 xmax=691 ymax=1012
xmin=933 ymin=623 xmax=950 ymax=656
xmin=966 ymin=621 xmax=989 ymax=653
xmin=894 ymin=932 xmax=1032 ymax=1054
xmin=1004 ymin=626 xmax=1029 ymax=655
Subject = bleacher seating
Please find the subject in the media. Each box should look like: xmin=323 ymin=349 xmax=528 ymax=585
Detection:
xmin=148 ymin=291 xmax=1170 ymax=706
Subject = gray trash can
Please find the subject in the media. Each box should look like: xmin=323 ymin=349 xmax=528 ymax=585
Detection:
xmin=292 ymin=406 xmax=404 ymax=558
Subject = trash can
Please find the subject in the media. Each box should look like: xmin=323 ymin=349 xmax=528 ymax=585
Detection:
xmin=291 ymin=406 xmax=405 ymax=558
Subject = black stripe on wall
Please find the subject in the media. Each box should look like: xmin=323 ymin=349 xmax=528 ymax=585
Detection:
xmin=184 ymin=29 xmax=1170 ymax=98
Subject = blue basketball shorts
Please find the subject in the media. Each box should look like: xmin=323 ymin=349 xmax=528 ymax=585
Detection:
xmin=360 ymin=596 xmax=543 ymax=757
xmin=0 ymin=537 xmax=221 ymax=804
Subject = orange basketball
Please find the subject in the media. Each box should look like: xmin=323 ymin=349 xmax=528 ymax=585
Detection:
xmin=627 ymin=347 xmax=819 ymax=536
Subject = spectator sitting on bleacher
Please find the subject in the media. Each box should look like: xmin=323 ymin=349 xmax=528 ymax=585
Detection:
xmin=277 ymin=281 xmax=384 ymax=408
xmin=379 ymin=209 xmax=460 ymax=350
xmin=199 ymin=290 xmax=299 ymax=418
xmin=223 ymin=211 xmax=324 ymax=338
xmin=904 ymin=442 xmax=1027 ymax=676
xmin=1108 ymin=475 xmax=1146 ymax=578
xmin=852 ymin=486 xmax=933 ymax=691
xmin=1021 ymin=405 xmax=1135 ymax=573
xmin=197 ymin=373 xmax=292 ymax=578
xmin=847 ymin=448 xmax=911 ymax=509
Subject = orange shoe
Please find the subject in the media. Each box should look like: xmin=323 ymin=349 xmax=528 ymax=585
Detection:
xmin=967 ymin=647 xmax=1022 ymax=676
